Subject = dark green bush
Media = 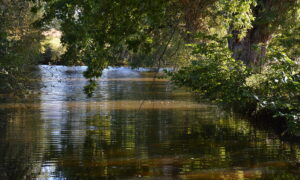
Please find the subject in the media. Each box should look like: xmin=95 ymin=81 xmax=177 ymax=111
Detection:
xmin=170 ymin=34 xmax=300 ymax=135
xmin=248 ymin=52 xmax=300 ymax=134
xmin=169 ymin=34 xmax=255 ymax=112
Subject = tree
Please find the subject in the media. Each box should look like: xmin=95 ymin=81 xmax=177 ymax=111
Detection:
xmin=0 ymin=0 xmax=43 ymax=94
xmin=36 ymin=0 xmax=300 ymax=66
xmin=32 ymin=0 xmax=299 ymax=91
xmin=228 ymin=0 xmax=300 ymax=66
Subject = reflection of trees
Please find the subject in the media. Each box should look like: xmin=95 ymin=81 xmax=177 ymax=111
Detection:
xmin=94 ymin=80 xmax=171 ymax=101
xmin=51 ymin=107 xmax=300 ymax=179
xmin=0 ymin=109 xmax=46 ymax=179
xmin=28 ymin=66 xmax=300 ymax=179
xmin=53 ymin=111 xmax=141 ymax=179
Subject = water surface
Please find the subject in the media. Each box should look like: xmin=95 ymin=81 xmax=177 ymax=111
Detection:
xmin=0 ymin=65 xmax=300 ymax=179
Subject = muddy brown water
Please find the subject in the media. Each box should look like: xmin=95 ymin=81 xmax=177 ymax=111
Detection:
xmin=0 ymin=65 xmax=300 ymax=179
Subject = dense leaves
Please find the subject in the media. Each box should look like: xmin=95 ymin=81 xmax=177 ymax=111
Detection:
xmin=39 ymin=0 xmax=174 ymax=75
xmin=1 ymin=0 xmax=300 ymax=133
xmin=170 ymin=34 xmax=300 ymax=135
xmin=33 ymin=0 xmax=264 ymax=71
xmin=170 ymin=34 xmax=254 ymax=111
xmin=0 ymin=0 xmax=43 ymax=95
xmin=249 ymin=52 xmax=300 ymax=134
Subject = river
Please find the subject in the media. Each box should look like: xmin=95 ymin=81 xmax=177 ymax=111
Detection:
xmin=0 ymin=65 xmax=300 ymax=179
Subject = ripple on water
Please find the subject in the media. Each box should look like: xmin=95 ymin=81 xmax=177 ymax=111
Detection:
xmin=0 ymin=66 xmax=299 ymax=180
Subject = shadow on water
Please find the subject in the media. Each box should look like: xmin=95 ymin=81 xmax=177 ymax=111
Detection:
xmin=0 ymin=109 xmax=46 ymax=180
xmin=0 ymin=65 xmax=300 ymax=179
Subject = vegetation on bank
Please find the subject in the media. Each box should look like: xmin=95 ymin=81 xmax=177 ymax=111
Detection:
xmin=169 ymin=34 xmax=300 ymax=136
xmin=0 ymin=1 xmax=64 ymax=95
xmin=1 ymin=0 xmax=300 ymax=135
xmin=0 ymin=1 xmax=43 ymax=95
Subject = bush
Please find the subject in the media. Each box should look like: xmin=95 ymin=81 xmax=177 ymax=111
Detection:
xmin=247 ymin=52 xmax=300 ymax=134
xmin=0 ymin=1 xmax=43 ymax=96
xmin=170 ymin=34 xmax=300 ymax=135
xmin=169 ymin=34 xmax=255 ymax=112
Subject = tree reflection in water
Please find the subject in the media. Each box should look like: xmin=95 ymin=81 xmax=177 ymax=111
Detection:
xmin=0 ymin=66 xmax=300 ymax=179
xmin=0 ymin=109 xmax=45 ymax=179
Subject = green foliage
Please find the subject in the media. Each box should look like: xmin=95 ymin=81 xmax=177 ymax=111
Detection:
xmin=247 ymin=51 xmax=300 ymax=134
xmin=128 ymin=28 xmax=191 ymax=68
xmin=0 ymin=0 xmax=43 ymax=95
xmin=39 ymin=0 xmax=174 ymax=71
xmin=169 ymin=34 xmax=253 ymax=110
xmin=269 ymin=27 xmax=300 ymax=60
xmin=35 ymin=0 xmax=182 ymax=90
xmin=36 ymin=0 xmax=259 ymax=71
xmin=26 ymin=0 xmax=300 ymax=133
xmin=84 ymin=80 xmax=97 ymax=98
xmin=170 ymin=34 xmax=300 ymax=135
xmin=214 ymin=0 xmax=257 ymax=39
xmin=30 ymin=0 xmax=299 ymax=91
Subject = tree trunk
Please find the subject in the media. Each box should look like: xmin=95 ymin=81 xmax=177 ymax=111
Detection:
xmin=228 ymin=0 xmax=298 ymax=66
xmin=228 ymin=26 xmax=273 ymax=66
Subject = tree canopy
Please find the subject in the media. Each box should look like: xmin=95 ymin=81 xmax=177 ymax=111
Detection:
xmin=32 ymin=0 xmax=299 ymax=67
xmin=0 ymin=0 xmax=299 ymax=134
xmin=0 ymin=0 xmax=43 ymax=94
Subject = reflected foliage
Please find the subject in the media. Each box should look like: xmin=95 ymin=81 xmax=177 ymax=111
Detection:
xmin=0 ymin=109 xmax=45 ymax=179
xmin=1 ymin=66 xmax=300 ymax=179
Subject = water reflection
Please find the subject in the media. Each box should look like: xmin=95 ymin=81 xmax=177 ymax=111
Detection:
xmin=0 ymin=66 xmax=300 ymax=179
xmin=0 ymin=109 xmax=46 ymax=179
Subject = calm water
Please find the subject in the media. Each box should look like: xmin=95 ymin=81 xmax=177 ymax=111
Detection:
xmin=0 ymin=65 xmax=300 ymax=180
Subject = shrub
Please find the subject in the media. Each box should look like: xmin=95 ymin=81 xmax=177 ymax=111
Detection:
xmin=170 ymin=34 xmax=300 ymax=135
xmin=169 ymin=34 xmax=255 ymax=112
xmin=247 ymin=52 xmax=300 ymax=134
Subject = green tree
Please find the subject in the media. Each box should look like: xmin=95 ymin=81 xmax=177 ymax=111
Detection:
xmin=33 ymin=0 xmax=300 ymax=99
xmin=227 ymin=0 xmax=299 ymax=66
xmin=35 ymin=0 xmax=300 ymax=72
xmin=0 ymin=0 xmax=43 ymax=95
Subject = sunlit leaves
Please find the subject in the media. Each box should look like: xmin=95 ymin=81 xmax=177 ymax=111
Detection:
xmin=40 ymin=0 xmax=173 ymax=75
xmin=215 ymin=0 xmax=256 ymax=39
xmin=170 ymin=32 xmax=300 ymax=135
